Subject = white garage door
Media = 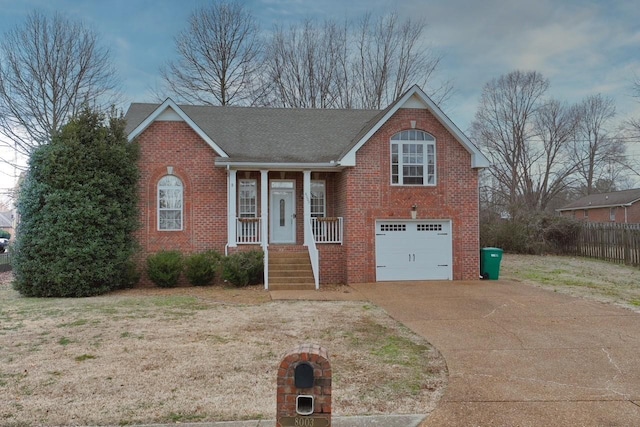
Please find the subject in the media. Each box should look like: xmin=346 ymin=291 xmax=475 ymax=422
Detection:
xmin=375 ymin=220 xmax=452 ymax=281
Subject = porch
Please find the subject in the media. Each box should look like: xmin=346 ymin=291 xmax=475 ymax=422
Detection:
xmin=235 ymin=217 xmax=343 ymax=245
xmin=225 ymin=169 xmax=344 ymax=290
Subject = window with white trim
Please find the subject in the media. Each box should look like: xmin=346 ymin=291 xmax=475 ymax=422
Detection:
xmin=391 ymin=130 xmax=436 ymax=185
xmin=310 ymin=180 xmax=326 ymax=218
xmin=238 ymin=179 xmax=257 ymax=218
xmin=158 ymin=175 xmax=183 ymax=230
xmin=610 ymin=207 xmax=616 ymax=222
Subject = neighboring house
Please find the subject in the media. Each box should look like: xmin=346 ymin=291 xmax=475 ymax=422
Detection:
xmin=124 ymin=85 xmax=490 ymax=289
xmin=557 ymin=188 xmax=640 ymax=224
xmin=0 ymin=211 xmax=14 ymax=238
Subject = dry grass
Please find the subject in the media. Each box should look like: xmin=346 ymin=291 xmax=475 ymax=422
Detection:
xmin=501 ymin=253 xmax=640 ymax=312
xmin=0 ymin=273 xmax=446 ymax=426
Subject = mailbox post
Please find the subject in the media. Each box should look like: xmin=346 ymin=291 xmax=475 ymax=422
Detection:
xmin=277 ymin=344 xmax=331 ymax=427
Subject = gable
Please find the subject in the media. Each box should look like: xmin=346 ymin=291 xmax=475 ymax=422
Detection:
xmin=125 ymin=99 xmax=229 ymax=157
xmin=339 ymin=85 xmax=490 ymax=169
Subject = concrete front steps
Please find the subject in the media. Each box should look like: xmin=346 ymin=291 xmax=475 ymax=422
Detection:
xmin=268 ymin=250 xmax=315 ymax=291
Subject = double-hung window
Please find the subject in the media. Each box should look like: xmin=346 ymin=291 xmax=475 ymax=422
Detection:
xmin=238 ymin=179 xmax=257 ymax=218
xmin=310 ymin=181 xmax=326 ymax=218
xmin=391 ymin=130 xmax=436 ymax=185
xmin=238 ymin=179 xmax=258 ymax=242
xmin=158 ymin=175 xmax=183 ymax=230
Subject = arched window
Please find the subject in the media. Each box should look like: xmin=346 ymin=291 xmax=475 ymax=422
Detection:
xmin=390 ymin=130 xmax=436 ymax=185
xmin=158 ymin=175 xmax=183 ymax=230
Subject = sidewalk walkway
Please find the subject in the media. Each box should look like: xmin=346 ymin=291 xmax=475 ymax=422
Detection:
xmin=129 ymin=414 xmax=425 ymax=427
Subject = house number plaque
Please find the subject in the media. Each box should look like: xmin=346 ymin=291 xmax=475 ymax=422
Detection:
xmin=279 ymin=416 xmax=330 ymax=427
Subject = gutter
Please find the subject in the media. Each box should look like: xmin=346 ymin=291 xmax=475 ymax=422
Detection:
xmin=557 ymin=202 xmax=633 ymax=212
xmin=214 ymin=160 xmax=345 ymax=171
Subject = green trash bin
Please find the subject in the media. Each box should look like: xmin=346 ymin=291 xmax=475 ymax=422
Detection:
xmin=480 ymin=247 xmax=503 ymax=280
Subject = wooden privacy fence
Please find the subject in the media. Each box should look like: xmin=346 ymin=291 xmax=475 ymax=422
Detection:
xmin=0 ymin=252 xmax=11 ymax=272
xmin=570 ymin=223 xmax=640 ymax=267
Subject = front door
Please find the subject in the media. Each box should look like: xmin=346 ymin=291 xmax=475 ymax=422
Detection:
xmin=270 ymin=181 xmax=296 ymax=243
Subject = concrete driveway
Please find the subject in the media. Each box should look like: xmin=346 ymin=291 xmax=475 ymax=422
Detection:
xmin=351 ymin=280 xmax=640 ymax=426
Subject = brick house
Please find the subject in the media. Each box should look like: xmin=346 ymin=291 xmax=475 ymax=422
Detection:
xmin=557 ymin=188 xmax=640 ymax=224
xmin=124 ymin=85 xmax=490 ymax=289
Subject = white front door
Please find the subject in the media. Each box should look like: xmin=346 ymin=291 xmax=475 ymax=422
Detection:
xmin=270 ymin=181 xmax=296 ymax=243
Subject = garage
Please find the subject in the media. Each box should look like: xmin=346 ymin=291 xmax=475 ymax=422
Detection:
xmin=375 ymin=220 xmax=452 ymax=281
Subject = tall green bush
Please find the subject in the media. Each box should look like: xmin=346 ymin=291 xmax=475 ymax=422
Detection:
xmin=222 ymin=250 xmax=263 ymax=287
xmin=12 ymin=107 xmax=139 ymax=297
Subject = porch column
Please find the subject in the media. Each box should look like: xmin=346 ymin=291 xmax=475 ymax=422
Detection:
xmin=227 ymin=169 xmax=237 ymax=247
xmin=303 ymin=170 xmax=311 ymax=246
xmin=260 ymin=170 xmax=269 ymax=248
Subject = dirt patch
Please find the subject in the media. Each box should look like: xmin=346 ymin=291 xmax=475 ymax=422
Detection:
xmin=0 ymin=274 xmax=446 ymax=426
xmin=501 ymin=253 xmax=640 ymax=312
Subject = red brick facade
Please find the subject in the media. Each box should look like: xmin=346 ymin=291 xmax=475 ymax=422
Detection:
xmin=560 ymin=204 xmax=640 ymax=224
xmin=134 ymin=121 xmax=228 ymax=257
xmin=337 ymin=108 xmax=479 ymax=282
xmin=133 ymin=107 xmax=481 ymax=284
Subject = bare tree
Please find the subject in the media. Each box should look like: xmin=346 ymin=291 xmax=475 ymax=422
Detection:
xmin=630 ymin=75 xmax=640 ymax=136
xmin=352 ymin=13 xmax=450 ymax=109
xmin=471 ymin=70 xmax=549 ymax=215
xmin=264 ymin=20 xmax=346 ymax=108
xmin=572 ymin=94 xmax=625 ymax=195
xmin=261 ymin=12 xmax=451 ymax=109
xmin=529 ymin=100 xmax=580 ymax=210
xmin=160 ymin=1 xmax=263 ymax=106
xmin=0 ymin=11 xmax=119 ymax=167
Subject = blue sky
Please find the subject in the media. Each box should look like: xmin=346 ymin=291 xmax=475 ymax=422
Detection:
xmin=1 ymin=0 xmax=639 ymax=192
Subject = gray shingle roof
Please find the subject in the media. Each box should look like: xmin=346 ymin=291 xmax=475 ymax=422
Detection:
xmin=124 ymin=103 xmax=380 ymax=163
xmin=558 ymin=188 xmax=640 ymax=210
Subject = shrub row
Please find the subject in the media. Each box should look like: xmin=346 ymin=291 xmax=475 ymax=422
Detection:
xmin=146 ymin=250 xmax=263 ymax=288
xmin=480 ymin=213 xmax=581 ymax=254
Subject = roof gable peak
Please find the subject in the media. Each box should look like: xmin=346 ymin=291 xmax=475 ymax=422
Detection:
xmin=340 ymin=85 xmax=490 ymax=168
xmin=127 ymin=98 xmax=229 ymax=158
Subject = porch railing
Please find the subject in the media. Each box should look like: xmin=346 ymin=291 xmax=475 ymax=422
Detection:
xmin=311 ymin=217 xmax=343 ymax=244
xmin=237 ymin=217 xmax=342 ymax=244
xmin=306 ymin=218 xmax=320 ymax=289
xmin=236 ymin=218 xmax=262 ymax=244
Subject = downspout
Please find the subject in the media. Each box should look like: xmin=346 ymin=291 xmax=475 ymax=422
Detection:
xmin=225 ymin=165 xmax=230 ymax=256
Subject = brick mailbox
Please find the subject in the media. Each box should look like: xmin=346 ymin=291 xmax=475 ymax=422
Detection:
xmin=277 ymin=344 xmax=331 ymax=427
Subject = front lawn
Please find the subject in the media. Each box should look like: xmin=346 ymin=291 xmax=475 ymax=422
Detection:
xmin=502 ymin=254 xmax=640 ymax=310
xmin=0 ymin=274 xmax=446 ymax=426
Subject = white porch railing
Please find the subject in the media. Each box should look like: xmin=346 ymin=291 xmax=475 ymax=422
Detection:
xmin=236 ymin=218 xmax=262 ymax=244
xmin=311 ymin=217 xmax=343 ymax=244
xmin=306 ymin=218 xmax=320 ymax=290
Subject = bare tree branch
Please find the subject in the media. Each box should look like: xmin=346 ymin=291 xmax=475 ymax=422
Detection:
xmin=471 ymin=70 xmax=551 ymax=215
xmin=572 ymin=94 xmax=625 ymax=195
xmin=260 ymin=12 xmax=450 ymax=109
xmin=0 ymin=10 xmax=119 ymax=167
xmin=160 ymin=1 xmax=263 ymax=106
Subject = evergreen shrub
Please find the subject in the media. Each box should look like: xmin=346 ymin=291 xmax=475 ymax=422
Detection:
xmin=12 ymin=107 xmax=139 ymax=297
xmin=146 ymin=251 xmax=184 ymax=288
xmin=221 ymin=250 xmax=263 ymax=287
xmin=185 ymin=250 xmax=221 ymax=286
